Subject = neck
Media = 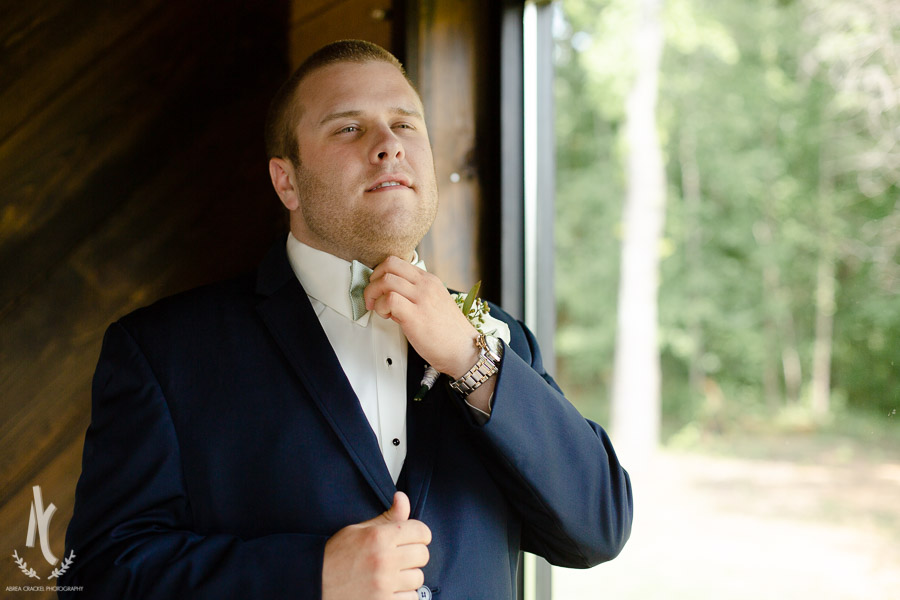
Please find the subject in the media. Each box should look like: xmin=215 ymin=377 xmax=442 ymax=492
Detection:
xmin=288 ymin=231 xmax=414 ymax=268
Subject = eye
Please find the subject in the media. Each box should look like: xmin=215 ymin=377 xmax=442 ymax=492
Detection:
xmin=393 ymin=122 xmax=415 ymax=131
xmin=337 ymin=125 xmax=360 ymax=134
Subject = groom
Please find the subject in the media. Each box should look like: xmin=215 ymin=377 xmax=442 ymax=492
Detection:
xmin=62 ymin=40 xmax=632 ymax=599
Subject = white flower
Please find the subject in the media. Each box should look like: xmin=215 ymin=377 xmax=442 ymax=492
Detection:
xmin=450 ymin=292 xmax=511 ymax=352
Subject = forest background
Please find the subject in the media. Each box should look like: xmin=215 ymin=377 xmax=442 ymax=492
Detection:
xmin=549 ymin=0 xmax=898 ymax=596
xmin=553 ymin=0 xmax=898 ymax=450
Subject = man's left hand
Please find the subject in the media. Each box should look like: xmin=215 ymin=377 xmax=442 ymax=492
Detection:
xmin=365 ymin=256 xmax=480 ymax=380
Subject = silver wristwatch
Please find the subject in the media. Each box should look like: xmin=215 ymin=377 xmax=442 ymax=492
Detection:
xmin=449 ymin=333 xmax=503 ymax=397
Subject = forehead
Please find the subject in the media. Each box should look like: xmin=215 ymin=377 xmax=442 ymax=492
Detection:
xmin=295 ymin=61 xmax=424 ymax=126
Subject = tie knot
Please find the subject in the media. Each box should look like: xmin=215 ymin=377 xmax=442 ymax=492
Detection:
xmin=349 ymin=260 xmax=373 ymax=321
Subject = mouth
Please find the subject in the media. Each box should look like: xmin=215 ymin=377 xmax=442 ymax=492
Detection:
xmin=366 ymin=174 xmax=412 ymax=192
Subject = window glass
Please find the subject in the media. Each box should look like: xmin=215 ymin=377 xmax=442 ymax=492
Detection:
xmin=551 ymin=1 xmax=900 ymax=597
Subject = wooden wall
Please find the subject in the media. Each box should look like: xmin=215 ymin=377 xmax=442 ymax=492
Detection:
xmin=410 ymin=0 xmax=505 ymax=299
xmin=288 ymin=0 xmax=394 ymax=66
xmin=0 ymin=0 xmax=509 ymax=595
xmin=0 ymin=1 xmax=392 ymax=593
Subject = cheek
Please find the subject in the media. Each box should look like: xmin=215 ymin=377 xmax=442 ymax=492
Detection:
xmin=306 ymin=158 xmax=352 ymax=189
xmin=321 ymin=150 xmax=365 ymax=179
xmin=408 ymin=143 xmax=435 ymax=172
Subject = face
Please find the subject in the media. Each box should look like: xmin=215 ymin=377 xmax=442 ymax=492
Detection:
xmin=270 ymin=60 xmax=439 ymax=267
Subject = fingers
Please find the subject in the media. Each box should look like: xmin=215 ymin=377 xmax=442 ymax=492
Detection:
xmin=382 ymin=517 xmax=431 ymax=548
xmin=364 ymin=257 xmax=450 ymax=325
xmin=396 ymin=540 xmax=430 ymax=567
xmin=386 ymin=491 xmax=411 ymax=523
xmin=399 ymin=519 xmax=432 ymax=547
xmin=322 ymin=500 xmax=432 ymax=600
xmin=365 ymin=272 xmax=420 ymax=312
xmin=396 ymin=566 xmax=426 ymax=593
xmin=365 ymin=261 xmax=428 ymax=314
xmin=364 ymin=491 xmax=410 ymax=525
xmin=364 ymin=255 xmax=482 ymax=378
xmin=362 ymin=493 xmax=431 ymax=548
xmin=370 ymin=289 xmax=415 ymax=323
xmin=370 ymin=255 xmax=422 ymax=282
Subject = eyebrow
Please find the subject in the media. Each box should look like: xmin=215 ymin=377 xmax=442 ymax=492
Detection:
xmin=318 ymin=107 xmax=423 ymax=127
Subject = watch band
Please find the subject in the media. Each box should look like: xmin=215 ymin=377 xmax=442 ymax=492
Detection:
xmin=449 ymin=334 xmax=502 ymax=397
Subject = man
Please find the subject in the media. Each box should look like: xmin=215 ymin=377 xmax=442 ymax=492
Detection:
xmin=62 ymin=40 xmax=632 ymax=599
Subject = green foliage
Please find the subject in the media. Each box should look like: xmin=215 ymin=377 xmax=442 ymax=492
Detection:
xmin=554 ymin=0 xmax=900 ymax=430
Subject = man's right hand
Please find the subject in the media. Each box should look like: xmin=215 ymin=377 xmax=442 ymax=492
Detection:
xmin=322 ymin=491 xmax=432 ymax=599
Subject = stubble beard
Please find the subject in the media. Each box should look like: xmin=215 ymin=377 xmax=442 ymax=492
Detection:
xmin=293 ymin=162 xmax=438 ymax=267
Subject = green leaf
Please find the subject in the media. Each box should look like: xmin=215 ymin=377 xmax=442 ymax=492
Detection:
xmin=462 ymin=280 xmax=482 ymax=316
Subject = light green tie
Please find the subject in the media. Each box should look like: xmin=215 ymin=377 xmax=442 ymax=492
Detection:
xmin=349 ymin=260 xmax=373 ymax=320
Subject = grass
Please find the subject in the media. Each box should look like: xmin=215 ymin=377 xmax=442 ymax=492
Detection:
xmin=553 ymin=406 xmax=900 ymax=600
xmin=666 ymin=404 xmax=900 ymax=465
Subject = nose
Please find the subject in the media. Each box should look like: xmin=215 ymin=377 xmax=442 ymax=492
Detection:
xmin=369 ymin=125 xmax=404 ymax=164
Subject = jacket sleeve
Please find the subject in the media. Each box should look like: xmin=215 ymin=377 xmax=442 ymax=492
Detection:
xmin=462 ymin=312 xmax=633 ymax=569
xmin=60 ymin=322 xmax=328 ymax=599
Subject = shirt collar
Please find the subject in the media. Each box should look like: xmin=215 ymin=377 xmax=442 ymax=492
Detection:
xmin=285 ymin=233 xmax=426 ymax=325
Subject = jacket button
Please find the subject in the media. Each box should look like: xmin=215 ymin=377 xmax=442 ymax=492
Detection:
xmin=416 ymin=586 xmax=432 ymax=600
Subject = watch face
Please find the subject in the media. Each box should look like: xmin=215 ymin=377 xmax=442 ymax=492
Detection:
xmin=483 ymin=336 xmax=502 ymax=363
xmin=483 ymin=334 xmax=503 ymax=355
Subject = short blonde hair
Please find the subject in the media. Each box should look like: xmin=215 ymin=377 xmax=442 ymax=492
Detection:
xmin=264 ymin=40 xmax=412 ymax=165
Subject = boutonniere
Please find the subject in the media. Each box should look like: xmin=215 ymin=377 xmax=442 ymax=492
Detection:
xmin=414 ymin=281 xmax=511 ymax=401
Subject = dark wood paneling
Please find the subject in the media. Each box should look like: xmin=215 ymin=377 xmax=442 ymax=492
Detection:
xmin=0 ymin=1 xmax=163 ymax=141
xmin=0 ymin=3 xmax=292 ymax=595
xmin=0 ymin=2 xmax=287 ymax=316
xmin=289 ymin=0 xmax=393 ymax=66
xmin=0 ymin=93 xmax=286 ymax=510
xmin=413 ymin=0 xmax=504 ymax=299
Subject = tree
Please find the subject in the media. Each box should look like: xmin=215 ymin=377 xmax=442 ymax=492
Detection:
xmin=800 ymin=0 xmax=900 ymax=416
xmin=554 ymin=0 xmax=900 ymax=443
xmin=610 ymin=0 xmax=667 ymax=459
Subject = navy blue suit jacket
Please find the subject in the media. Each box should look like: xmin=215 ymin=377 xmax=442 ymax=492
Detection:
xmin=62 ymin=243 xmax=632 ymax=598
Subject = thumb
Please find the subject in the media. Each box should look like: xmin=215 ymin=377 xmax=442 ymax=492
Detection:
xmin=368 ymin=492 xmax=410 ymax=526
xmin=385 ymin=491 xmax=411 ymax=522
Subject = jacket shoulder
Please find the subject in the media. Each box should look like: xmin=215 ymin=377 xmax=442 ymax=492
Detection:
xmin=118 ymin=271 xmax=258 ymax=336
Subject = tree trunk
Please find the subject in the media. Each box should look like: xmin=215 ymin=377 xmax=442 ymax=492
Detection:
xmin=756 ymin=122 xmax=803 ymax=406
xmin=678 ymin=127 xmax=704 ymax=401
xmin=756 ymin=237 xmax=802 ymax=406
xmin=811 ymin=151 xmax=837 ymax=417
xmin=611 ymin=0 xmax=666 ymax=461
xmin=760 ymin=259 xmax=783 ymax=406
xmin=811 ymin=243 xmax=836 ymax=416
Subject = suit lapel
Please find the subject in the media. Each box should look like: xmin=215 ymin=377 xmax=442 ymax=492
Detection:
xmin=255 ymin=243 xmax=396 ymax=509
xmin=401 ymin=347 xmax=441 ymax=519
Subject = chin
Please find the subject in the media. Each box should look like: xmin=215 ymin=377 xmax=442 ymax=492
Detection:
xmin=352 ymin=212 xmax=433 ymax=263
xmin=357 ymin=240 xmax=418 ymax=266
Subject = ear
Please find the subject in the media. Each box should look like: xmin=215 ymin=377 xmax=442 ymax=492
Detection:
xmin=269 ymin=157 xmax=300 ymax=211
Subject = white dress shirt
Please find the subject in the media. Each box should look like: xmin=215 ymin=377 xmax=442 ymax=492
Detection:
xmin=285 ymin=234 xmax=423 ymax=484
